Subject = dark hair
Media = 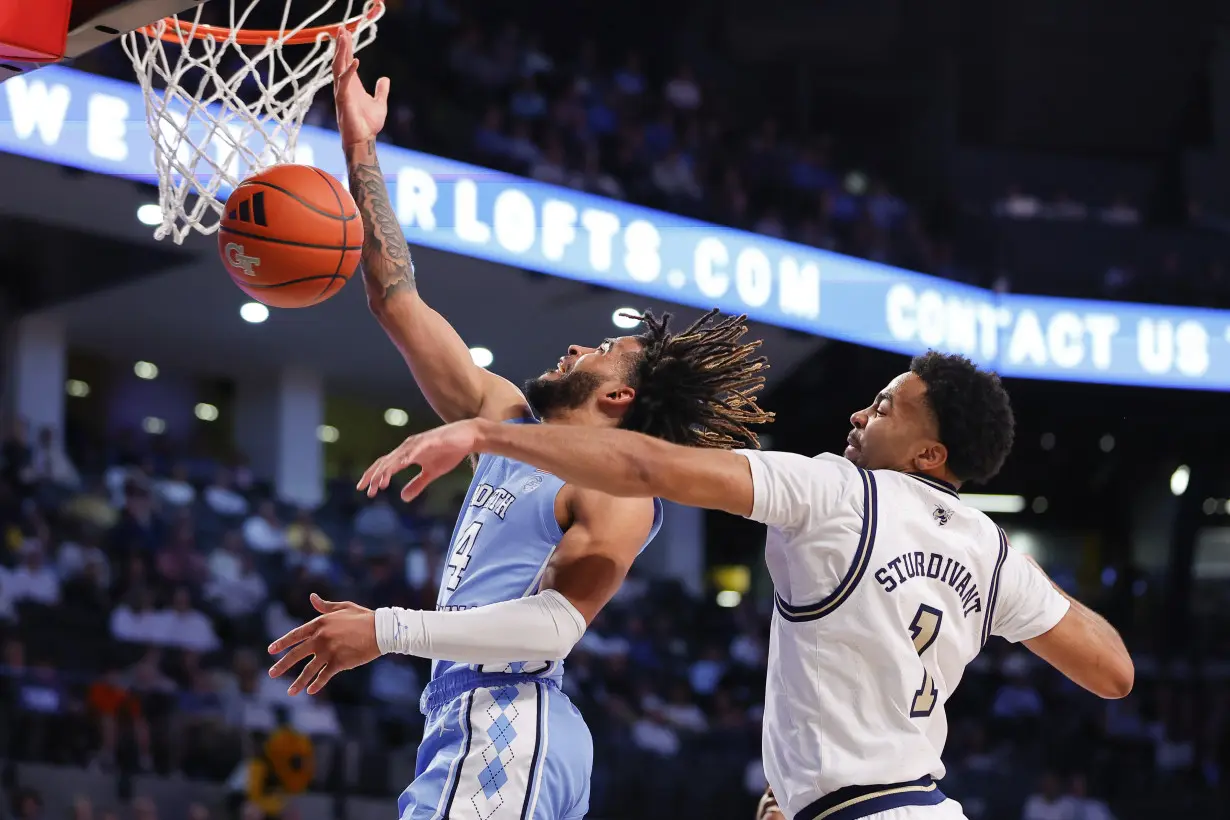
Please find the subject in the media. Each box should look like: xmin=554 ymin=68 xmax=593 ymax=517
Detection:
xmin=619 ymin=309 xmax=775 ymax=449
xmin=910 ymin=351 xmax=1015 ymax=484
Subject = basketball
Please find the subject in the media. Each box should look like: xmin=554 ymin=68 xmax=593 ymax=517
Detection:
xmin=218 ymin=164 xmax=363 ymax=309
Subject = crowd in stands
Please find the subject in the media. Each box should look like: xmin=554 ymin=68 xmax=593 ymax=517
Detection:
xmin=72 ymin=0 xmax=1230 ymax=308
xmin=0 ymin=415 xmax=1227 ymax=820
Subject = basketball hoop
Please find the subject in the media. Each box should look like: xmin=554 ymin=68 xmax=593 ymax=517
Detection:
xmin=122 ymin=0 xmax=384 ymax=244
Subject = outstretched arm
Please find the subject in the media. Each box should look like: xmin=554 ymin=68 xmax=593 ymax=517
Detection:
xmin=359 ymin=417 xmax=760 ymax=516
xmin=475 ymin=421 xmax=757 ymax=514
xmin=267 ymin=489 xmax=654 ymax=694
xmin=334 ymin=32 xmax=527 ymax=424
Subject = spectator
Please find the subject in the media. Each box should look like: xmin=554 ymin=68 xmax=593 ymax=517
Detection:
xmin=1022 ymin=772 xmax=1072 ymax=820
xmin=157 ymin=586 xmax=221 ymax=652
xmin=664 ymin=65 xmax=701 ymax=111
xmin=243 ymin=500 xmax=288 ymax=554
xmin=157 ymin=525 xmax=209 ymax=589
xmin=473 ymin=105 xmax=510 ymax=160
xmin=155 ymin=462 xmax=197 ymax=508
xmin=509 ymin=76 xmax=547 ymax=120
xmin=26 ymin=426 xmax=80 ymax=489
xmin=613 ymin=52 xmax=646 ymax=97
xmin=9 ymin=540 xmax=61 ymax=606
xmin=531 ymin=135 xmax=569 ymax=185
xmin=286 ymin=509 xmax=333 ymax=558
xmin=652 ymin=148 xmax=703 ymax=201
xmin=689 ymin=645 xmax=727 ymax=695
xmin=110 ymin=587 xmax=163 ymax=645
xmin=1061 ymin=774 xmax=1115 ymax=820
xmin=354 ymin=494 xmax=401 ymax=539
xmin=570 ymin=146 xmax=625 ymax=199
xmin=208 ymin=530 xmax=246 ymax=583
xmin=87 ymin=661 xmax=153 ymax=771
xmin=520 ymin=32 xmax=553 ymax=78
xmin=992 ymin=656 xmax=1045 ymax=722
xmin=204 ymin=469 xmax=249 ymax=519
xmin=62 ymin=477 xmax=119 ymax=532
xmin=108 ymin=478 xmax=162 ymax=557
xmin=657 ymin=681 xmax=708 ymax=733
xmin=506 ymin=120 xmax=541 ymax=169
xmin=205 ymin=551 xmax=268 ymax=621
xmin=631 ymin=706 xmax=680 ymax=758
xmin=58 ymin=529 xmax=111 ymax=587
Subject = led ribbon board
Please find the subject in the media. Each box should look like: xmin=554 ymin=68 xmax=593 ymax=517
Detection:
xmin=1 ymin=66 xmax=1226 ymax=390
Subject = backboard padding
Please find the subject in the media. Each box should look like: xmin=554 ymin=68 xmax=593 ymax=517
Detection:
xmin=0 ymin=0 xmax=209 ymax=82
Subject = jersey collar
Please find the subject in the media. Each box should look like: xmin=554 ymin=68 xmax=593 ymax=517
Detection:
xmin=906 ymin=472 xmax=960 ymax=499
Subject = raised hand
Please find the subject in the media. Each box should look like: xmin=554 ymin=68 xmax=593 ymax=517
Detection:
xmin=267 ymin=593 xmax=380 ymax=695
xmin=331 ymin=27 xmax=389 ymax=147
xmin=357 ymin=419 xmax=483 ymax=502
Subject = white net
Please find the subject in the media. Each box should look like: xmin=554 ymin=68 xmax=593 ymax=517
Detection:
xmin=122 ymin=0 xmax=383 ymax=243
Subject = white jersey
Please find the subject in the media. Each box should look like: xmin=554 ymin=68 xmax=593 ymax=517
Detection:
xmin=737 ymin=451 xmax=1070 ymax=820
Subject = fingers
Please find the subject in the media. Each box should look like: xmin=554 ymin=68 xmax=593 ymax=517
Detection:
xmin=356 ymin=460 xmax=377 ymax=492
xmin=307 ymin=665 xmax=339 ymax=696
xmin=358 ymin=452 xmax=401 ymax=494
xmin=331 ymin=28 xmax=353 ymax=77
xmin=267 ymin=620 xmax=319 ymax=656
xmin=400 ymin=468 xmax=434 ymax=503
xmin=374 ymin=77 xmax=391 ymax=105
xmin=310 ymin=593 xmax=348 ymax=614
xmin=268 ymin=640 xmax=315 ymax=679
xmin=288 ymin=655 xmax=327 ymax=696
xmin=338 ymin=58 xmax=359 ymax=86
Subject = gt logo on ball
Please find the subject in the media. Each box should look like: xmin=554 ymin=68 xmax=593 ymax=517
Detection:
xmin=225 ymin=243 xmax=261 ymax=276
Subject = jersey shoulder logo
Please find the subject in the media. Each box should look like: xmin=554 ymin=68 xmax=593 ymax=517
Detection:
xmin=932 ymin=504 xmax=953 ymax=526
xmin=522 ymin=474 xmax=544 ymax=493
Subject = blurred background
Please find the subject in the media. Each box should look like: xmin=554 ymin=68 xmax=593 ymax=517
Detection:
xmin=2 ymin=1 xmax=1230 ymax=820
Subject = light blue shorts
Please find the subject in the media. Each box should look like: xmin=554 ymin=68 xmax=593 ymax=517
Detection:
xmin=397 ymin=671 xmax=593 ymax=820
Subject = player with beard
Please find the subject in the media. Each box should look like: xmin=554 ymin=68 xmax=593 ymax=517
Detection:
xmin=265 ymin=30 xmax=775 ymax=820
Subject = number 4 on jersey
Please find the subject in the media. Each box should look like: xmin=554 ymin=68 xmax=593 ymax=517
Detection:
xmin=445 ymin=521 xmax=483 ymax=591
xmin=908 ymin=604 xmax=943 ymax=718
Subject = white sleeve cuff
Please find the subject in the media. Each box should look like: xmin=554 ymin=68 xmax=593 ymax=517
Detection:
xmin=375 ymin=589 xmax=587 ymax=664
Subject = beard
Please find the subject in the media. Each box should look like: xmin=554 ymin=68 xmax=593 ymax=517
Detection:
xmin=523 ymin=370 xmax=604 ymax=419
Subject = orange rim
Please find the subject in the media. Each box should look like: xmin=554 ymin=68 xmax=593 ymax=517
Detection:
xmin=141 ymin=0 xmax=383 ymax=45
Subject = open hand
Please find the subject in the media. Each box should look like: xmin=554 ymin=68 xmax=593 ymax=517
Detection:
xmin=267 ymin=593 xmax=379 ymax=695
xmin=332 ymin=27 xmax=388 ymax=146
xmin=357 ymin=418 xmax=482 ymax=502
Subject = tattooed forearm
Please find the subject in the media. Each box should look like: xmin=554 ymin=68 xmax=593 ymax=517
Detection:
xmin=345 ymin=140 xmax=415 ymax=302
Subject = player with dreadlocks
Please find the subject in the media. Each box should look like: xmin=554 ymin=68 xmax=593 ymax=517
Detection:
xmin=270 ymin=40 xmax=774 ymax=818
xmin=267 ymin=288 xmax=772 ymax=819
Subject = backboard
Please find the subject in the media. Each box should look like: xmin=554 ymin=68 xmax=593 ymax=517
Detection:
xmin=0 ymin=0 xmax=207 ymax=83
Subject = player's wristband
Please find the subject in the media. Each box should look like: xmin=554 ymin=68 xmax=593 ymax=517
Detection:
xmin=375 ymin=606 xmax=423 ymax=656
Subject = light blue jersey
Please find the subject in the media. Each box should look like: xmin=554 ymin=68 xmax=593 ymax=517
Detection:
xmin=399 ymin=417 xmax=663 ymax=820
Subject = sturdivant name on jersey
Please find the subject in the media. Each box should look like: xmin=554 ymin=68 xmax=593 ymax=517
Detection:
xmin=469 ymin=483 xmax=517 ymax=519
xmin=874 ymin=550 xmax=983 ymax=618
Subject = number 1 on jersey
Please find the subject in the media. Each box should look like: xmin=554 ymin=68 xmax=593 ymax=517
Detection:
xmin=445 ymin=521 xmax=483 ymax=592
xmin=908 ymin=604 xmax=943 ymax=718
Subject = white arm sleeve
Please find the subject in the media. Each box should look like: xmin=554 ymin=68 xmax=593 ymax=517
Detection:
xmin=374 ymin=589 xmax=588 ymax=664
xmin=991 ymin=546 xmax=1071 ymax=643
xmin=735 ymin=450 xmax=856 ymax=531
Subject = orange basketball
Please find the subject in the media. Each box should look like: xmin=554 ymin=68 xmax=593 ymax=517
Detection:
xmin=218 ymin=164 xmax=363 ymax=308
